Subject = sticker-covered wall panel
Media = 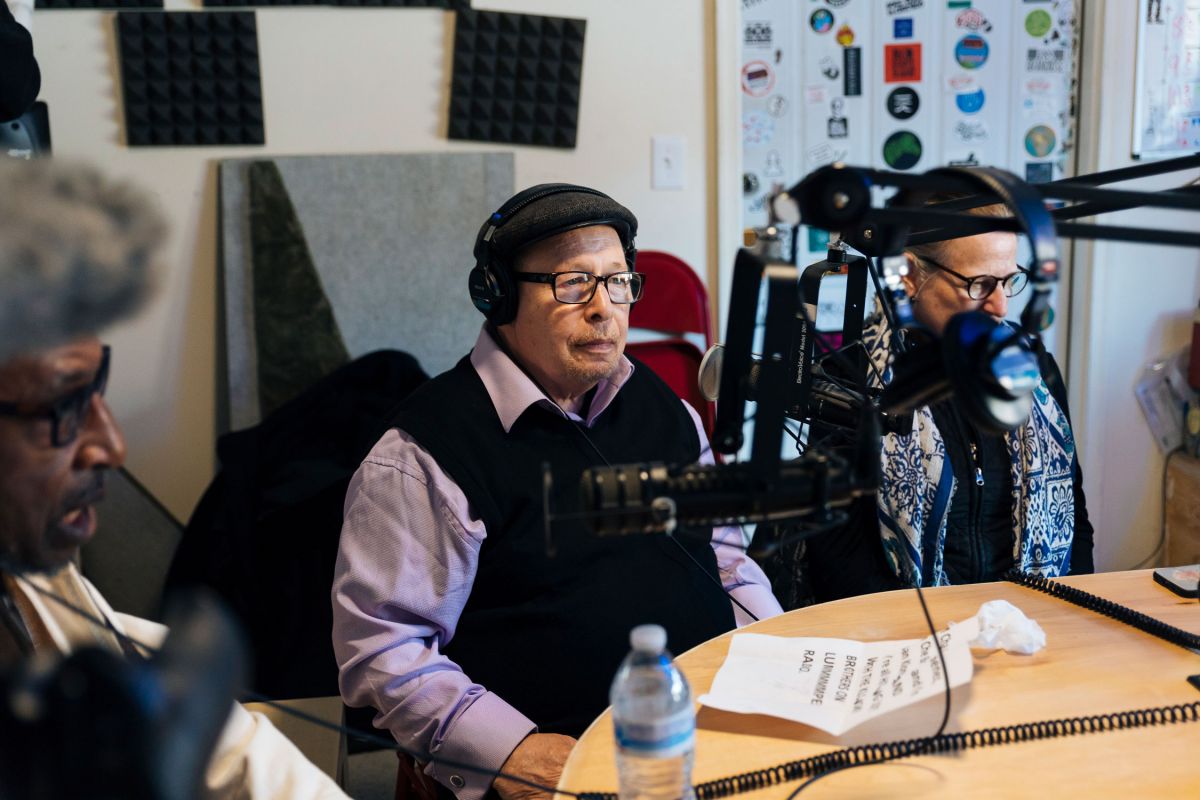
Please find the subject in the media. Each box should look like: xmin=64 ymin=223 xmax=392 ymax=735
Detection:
xmin=740 ymin=0 xmax=1077 ymax=272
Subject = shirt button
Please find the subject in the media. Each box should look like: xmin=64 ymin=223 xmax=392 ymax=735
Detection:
xmin=450 ymin=775 xmax=466 ymax=788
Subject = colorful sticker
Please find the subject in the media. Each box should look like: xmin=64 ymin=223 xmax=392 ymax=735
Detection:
xmin=884 ymin=43 xmax=922 ymax=83
xmin=1025 ymin=77 xmax=1054 ymax=95
xmin=1025 ymin=9 xmax=1053 ymax=38
xmin=808 ymin=227 xmax=830 ymax=251
xmin=894 ymin=18 xmax=913 ymax=38
xmin=844 ymin=47 xmax=863 ymax=96
xmin=741 ymin=60 xmax=776 ymax=97
xmin=1024 ymin=125 xmax=1057 ymax=157
xmin=883 ymin=130 xmax=922 ymax=170
xmin=946 ymin=73 xmax=976 ymax=92
xmin=887 ymin=86 xmax=920 ymax=119
xmin=955 ymin=35 xmax=989 ymax=70
xmin=836 ymin=24 xmax=855 ymax=47
xmin=811 ymin=9 xmax=834 ymax=33
xmin=955 ymin=9 xmax=992 ymax=32
xmin=742 ymin=111 xmax=775 ymax=145
xmin=955 ymin=88 xmax=985 ymax=114
xmin=1025 ymin=162 xmax=1054 ymax=183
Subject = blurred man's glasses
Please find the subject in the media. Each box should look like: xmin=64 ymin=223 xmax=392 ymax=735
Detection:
xmin=918 ymin=257 xmax=1029 ymax=300
xmin=514 ymin=270 xmax=645 ymax=304
xmin=0 ymin=345 xmax=110 ymax=447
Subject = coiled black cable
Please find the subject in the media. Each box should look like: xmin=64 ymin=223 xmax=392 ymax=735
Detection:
xmin=1004 ymin=569 xmax=1200 ymax=653
xmin=575 ymin=700 xmax=1200 ymax=800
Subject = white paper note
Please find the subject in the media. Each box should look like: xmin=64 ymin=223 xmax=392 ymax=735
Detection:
xmin=698 ymin=621 xmax=979 ymax=736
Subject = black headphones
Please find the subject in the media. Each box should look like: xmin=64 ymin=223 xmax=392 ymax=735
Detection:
xmin=468 ymin=183 xmax=638 ymax=325
xmin=879 ymin=166 xmax=1059 ymax=434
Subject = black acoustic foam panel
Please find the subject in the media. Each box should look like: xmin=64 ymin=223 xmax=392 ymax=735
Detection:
xmin=448 ymin=9 xmax=585 ymax=149
xmin=117 ymin=11 xmax=265 ymax=147
xmin=202 ymin=0 xmax=468 ymax=8
xmin=35 ymin=0 xmax=161 ymax=9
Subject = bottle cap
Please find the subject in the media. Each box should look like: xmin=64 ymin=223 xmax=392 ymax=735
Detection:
xmin=630 ymin=624 xmax=667 ymax=653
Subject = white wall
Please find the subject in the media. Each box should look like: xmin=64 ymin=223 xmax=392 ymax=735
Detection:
xmin=30 ymin=0 xmax=716 ymax=520
xmin=1070 ymin=0 xmax=1200 ymax=571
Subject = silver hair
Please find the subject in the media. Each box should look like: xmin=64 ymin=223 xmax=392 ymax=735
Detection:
xmin=905 ymin=194 xmax=1011 ymax=276
xmin=0 ymin=159 xmax=166 ymax=360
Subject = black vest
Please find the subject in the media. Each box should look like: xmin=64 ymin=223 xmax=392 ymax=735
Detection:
xmin=393 ymin=355 xmax=735 ymax=736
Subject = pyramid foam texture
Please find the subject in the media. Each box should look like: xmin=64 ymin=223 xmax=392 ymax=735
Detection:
xmin=117 ymin=11 xmax=265 ymax=147
xmin=36 ymin=0 xmax=161 ymax=8
xmin=202 ymin=0 xmax=468 ymax=8
xmin=447 ymin=9 xmax=586 ymax=149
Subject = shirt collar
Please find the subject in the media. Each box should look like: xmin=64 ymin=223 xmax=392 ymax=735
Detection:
xmin=469 ymin=324 xmax=635 ymax=433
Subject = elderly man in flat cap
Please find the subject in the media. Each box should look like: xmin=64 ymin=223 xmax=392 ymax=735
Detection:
xmin=333 ymin=184 xmax=783 ymax=800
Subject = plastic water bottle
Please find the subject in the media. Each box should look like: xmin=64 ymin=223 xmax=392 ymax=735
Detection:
xmin=610 ymin=624 xmax=695 ymax=800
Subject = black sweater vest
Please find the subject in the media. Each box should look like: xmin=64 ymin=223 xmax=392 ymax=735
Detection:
xmin=393 ymin=356 xmax=735 ymax=736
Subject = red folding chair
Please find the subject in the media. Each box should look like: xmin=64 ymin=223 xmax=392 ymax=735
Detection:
xmin=626 ymin=250 xmax=717 ymax=442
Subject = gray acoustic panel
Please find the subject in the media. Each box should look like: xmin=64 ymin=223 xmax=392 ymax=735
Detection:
xmin=219 ymin=152 xmax=513 ymax=431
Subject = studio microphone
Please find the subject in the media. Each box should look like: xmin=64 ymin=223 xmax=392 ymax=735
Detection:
xmin=577 ymin=454 xmax=865 ymax=537
xmin=878 ymin=311 xmax=1042 ymax=433
xmin=698 ymin=343 xmax=911 ymax=435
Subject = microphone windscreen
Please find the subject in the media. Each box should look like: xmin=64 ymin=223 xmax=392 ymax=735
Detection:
xmin=698 ymin=343 xmax=724 ymax=401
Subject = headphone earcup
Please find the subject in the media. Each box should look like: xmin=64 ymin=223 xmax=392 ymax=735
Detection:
xmin=468 ymin=264 xmax=499 ymax=318
xmin=467 ymin=261 xmax=519 ymax=325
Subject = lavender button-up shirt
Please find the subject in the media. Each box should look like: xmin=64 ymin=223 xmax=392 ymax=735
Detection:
xmin=331 ymin=327 xmax=782 ymax=800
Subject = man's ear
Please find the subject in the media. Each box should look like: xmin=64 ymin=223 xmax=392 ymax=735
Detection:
xmin=901 ymin=253 xmax=921 ymax=297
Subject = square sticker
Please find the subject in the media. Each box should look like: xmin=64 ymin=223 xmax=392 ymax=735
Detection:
xmin=893 ymin=18 xmax=913 ymax=38
xmin=1025 ymin=162 xmax=1054 ymax=183
xmin=884 ymin=43 xmax=922 ymax=83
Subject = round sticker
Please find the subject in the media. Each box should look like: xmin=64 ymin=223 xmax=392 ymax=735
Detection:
xmin=1024 ymin=125 xmax=1057 ymax=157
xmin=883 ymin=130 xmax=922 ymax=170
xmin=955 ymin=87 xmax=985 ymax=114
xmin=836 ymin=24 xmax=855 ymax=47
xmin=955 ymin=35 xmax=989 ymax=70
xmin=741 ymin=60 xmax=775 ymax=98
xmin=886 ymin=87 xmax=920 ymax=120
xmin=811 ymin=9 xmax=834 ymax=34
xmin=1025 ymin=9 xmax=1052 ymax=37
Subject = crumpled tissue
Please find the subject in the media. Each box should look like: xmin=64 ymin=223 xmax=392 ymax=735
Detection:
xmin=962 ymin=599 xmax=1046 ymax=655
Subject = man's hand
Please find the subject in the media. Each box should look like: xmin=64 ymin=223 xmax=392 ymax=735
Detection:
xmin=493 ymin=733 xmax=577 ymax=800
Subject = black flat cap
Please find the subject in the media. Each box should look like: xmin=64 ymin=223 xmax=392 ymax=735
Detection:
xmin=474 ymin=183 xmax=638 ymax=265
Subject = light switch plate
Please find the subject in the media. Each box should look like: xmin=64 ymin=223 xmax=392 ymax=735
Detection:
xmin=652 ymin=135 xmax=686 ymax=190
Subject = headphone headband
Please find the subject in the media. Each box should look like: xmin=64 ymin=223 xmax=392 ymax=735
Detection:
xmin=468 ymin=183 xmax=639 ymax=324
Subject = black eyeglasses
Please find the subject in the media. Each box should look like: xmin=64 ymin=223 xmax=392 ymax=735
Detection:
xmin=514 ymin=270 xmax=645 ymax=305
xmin=918 ymin=257 xmax=1029 ymax=300
xmin=0 ymin=345 xmax=111 ymax=447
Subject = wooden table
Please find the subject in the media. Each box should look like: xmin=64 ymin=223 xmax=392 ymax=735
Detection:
xmin=557 ymin=571 xmax=1200 ymax=799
